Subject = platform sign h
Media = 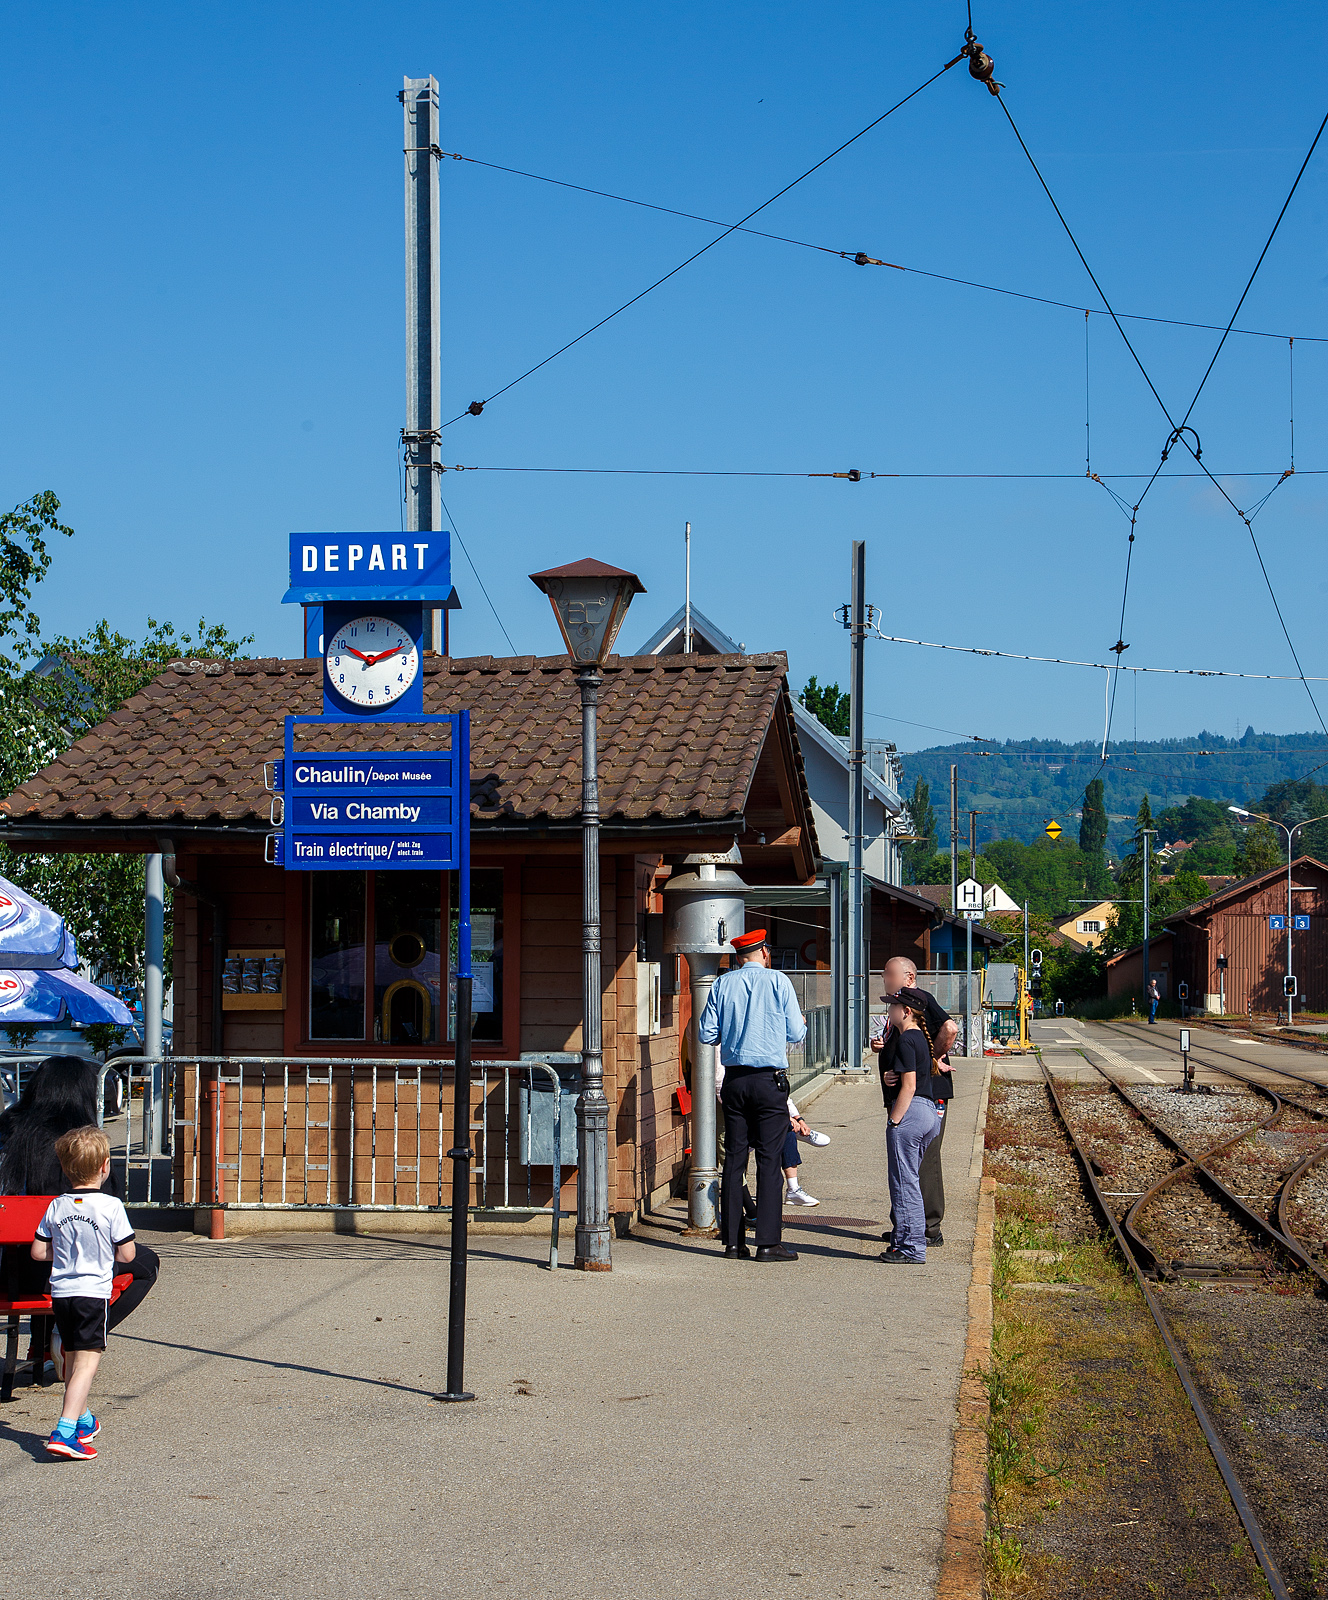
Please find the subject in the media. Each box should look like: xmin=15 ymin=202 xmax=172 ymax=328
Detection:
xmin=956 ymin=876 xmax=984 ymax=913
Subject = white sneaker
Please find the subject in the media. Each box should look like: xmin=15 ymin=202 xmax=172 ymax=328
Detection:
xmin=798 ymin=1128 xmax=831 ymax=1147
xmin=785 ymin=1187 xmax=820 ymax=1206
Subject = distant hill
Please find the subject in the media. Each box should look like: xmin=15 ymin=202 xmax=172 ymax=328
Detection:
xmin=901 ymin=728 xmax=1328 ymax=852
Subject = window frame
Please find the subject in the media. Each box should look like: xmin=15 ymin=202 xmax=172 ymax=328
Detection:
xmin=288 ymin=859 xmax=521 ymax=1059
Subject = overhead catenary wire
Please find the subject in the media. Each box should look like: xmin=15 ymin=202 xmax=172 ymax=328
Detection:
xmin=988 ymin=78 xmax=1328 ymax=748
xmin=427 ymin=461 xmax=1325 ymax=481
xmin=437 ymin=493 xmax=518 ymax=655
xmin=866 ymin=625 xmax=1328 ymax=681
xmin=435 ymin=149 xmax=1328 ymax=343
xmin=438 ymin=53 xmax=966 ymax=427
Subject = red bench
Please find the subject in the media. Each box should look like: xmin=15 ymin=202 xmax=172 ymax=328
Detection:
xmin=1 ymin=1195 xmax=132 ymax=1402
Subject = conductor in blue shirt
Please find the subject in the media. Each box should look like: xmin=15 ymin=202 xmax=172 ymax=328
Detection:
xmin=698 ymin=927 xmax=807 ymax=1262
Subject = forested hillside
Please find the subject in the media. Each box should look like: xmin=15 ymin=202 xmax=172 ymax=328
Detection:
xmin=901 ymin=728 xmax=1327 ymax=853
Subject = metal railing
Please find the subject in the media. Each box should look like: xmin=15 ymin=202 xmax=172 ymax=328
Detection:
xmin=96 ymin=1056 xmax=570 ymax=1268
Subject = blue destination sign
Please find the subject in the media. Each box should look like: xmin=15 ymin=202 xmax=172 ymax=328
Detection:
xmin=288 ymin=795 xmax=453 ymax=828
xmin=282 ymin=531 xmax=452 ymax=605
xmin=280 ymin=755 xmax=453 ymax=793
xmin=287 ymin=833 xmax=457 ymax=868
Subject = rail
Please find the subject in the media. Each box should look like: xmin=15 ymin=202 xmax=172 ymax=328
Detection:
xmin=95 ymin=1055 xmax=571 ymax=1269
xmin=1038 ymin=1057 xmax=1292 ymax=1600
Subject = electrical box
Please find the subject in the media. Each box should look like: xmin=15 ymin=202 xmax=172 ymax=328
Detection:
xmin=517 ymin=1069 xmax=581 ymax=1166
xmin=639 ymin=912 xmax=665 ymax=964
xmin=636 ymin=962 xmax=661 ymax=1037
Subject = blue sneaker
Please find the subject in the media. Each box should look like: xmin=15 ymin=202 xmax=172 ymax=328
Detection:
xmin=76 ymin=1415 xmax=100 ymax=1442
xmin=46 ymin=1430 xmax=97 ymax=1460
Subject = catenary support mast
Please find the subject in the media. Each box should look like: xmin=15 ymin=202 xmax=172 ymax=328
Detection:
xmin=403 ymin=75 xmax=442 ymax=636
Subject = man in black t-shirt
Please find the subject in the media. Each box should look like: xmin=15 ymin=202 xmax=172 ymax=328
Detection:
xmin=873 ymin=956 xmax=959 ymax=1246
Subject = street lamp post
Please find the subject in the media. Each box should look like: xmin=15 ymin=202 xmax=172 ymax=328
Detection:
xmin=530 ymin=558 xmax=646 ymax=1271
xmin=1229 ymin=806 xmax=1328 ymax=1024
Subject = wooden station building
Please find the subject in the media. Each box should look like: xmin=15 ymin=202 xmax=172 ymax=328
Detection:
xmin=0 ymin=649 xmax=827 ymax=1230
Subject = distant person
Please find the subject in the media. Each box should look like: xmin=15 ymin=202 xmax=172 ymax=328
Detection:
xmin=871 ymin=956 xmax=958 ymax=1246
xmin=699 ymin=927 xmax=806 ymax=1262
xmin=1147 ymin=977 xmax=1160 ymax=1024
xmin=32 ymin=1126 xmax=137 ymax=1458
xmin=0 ymin=1057 xmax=159 ymax=1376
xmin=878 ymin=990 xmax=943 ymax=1265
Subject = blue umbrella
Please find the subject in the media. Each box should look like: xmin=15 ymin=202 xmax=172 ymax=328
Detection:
xmin=0 ymin=875 xmax=74 ymax=969
xmin=0 ymin=966 xmax=135 ymax=1025
xmin=0 ymin=874 xmax=134 ymax=1025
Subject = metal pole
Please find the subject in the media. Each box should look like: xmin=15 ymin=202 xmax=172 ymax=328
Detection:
xmin=402 ymin=75 xmax=442 ymax=648
xmin=687 ymin=953 xmax=721 ymax=1228
xmin=684 ymin=523 xmax=692 ymax=654
xmin=437 ymin=710 xmax=474 ymax=1401
xmin=829 ymin=869 xmax=844 ymax=1068
xmin=1023 ymin=900 xmax=1029 ymax=981
xmin=965 ymin=909 xmax=974 ymax=1057
xmin=1286 ymin=825 xmax=1294 ymax=1026
xmin=949 ymin=765 xmax=958 ymax=914
xmin=847 ymin=541 xmax=866 ymax=1072
xmin=1141 ymin=829 xmax=1155 ymax=1014
xmin=576 ymin=665 xmax=612 ymax=1269
xmin=144 ymin=853 xmax=165 ymax=1159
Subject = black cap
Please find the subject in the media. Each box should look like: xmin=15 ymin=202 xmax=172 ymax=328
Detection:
xmin=884 ymin=986 xmax=931 ymax=1011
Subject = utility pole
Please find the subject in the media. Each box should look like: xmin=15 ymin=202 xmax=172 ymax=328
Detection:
xmin=949 ymin=766 xmax=959 ymax=914
xmin=402 ymin=75 xmax=443 ymax=651
xmin=1141 ymin=828 xmax=1156 ymax=1016
xmin=684 ymin=522 xmax=692 ymax=653
xmin=967 ymin=810 xmax=979 ymax=1056
xmin=847 ymin=541 xmax=867 ymax=1072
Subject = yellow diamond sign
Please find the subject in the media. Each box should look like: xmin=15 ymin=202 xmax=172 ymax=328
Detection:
xmin=1045 ymin=820 xmax=1063 ymax=840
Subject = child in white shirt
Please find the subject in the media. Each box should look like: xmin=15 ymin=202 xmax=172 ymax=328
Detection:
xmin=31 ymin=1125 xmax=136 ymax=1460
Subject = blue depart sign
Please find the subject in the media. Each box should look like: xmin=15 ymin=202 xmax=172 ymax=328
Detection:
xmin=282 ymin=532 xmax=452 ymax=604
xmin=266 ymin=715 xmax=469 ymax=873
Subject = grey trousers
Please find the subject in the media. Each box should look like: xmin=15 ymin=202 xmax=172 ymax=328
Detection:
xmin=888 ymin=1097 xmax=947 ymax=1236
xmin=887 ymin=1097 xmax=942 ymax=1261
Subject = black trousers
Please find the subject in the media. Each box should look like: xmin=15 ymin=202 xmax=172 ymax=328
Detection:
xmin=720 ymin=1069 xmax=786 ymax=1249
xmin=7 ymin=1244 xmax=159 ymax=1353
xmin=888 ymin=1100 xmax=948 ymax=1236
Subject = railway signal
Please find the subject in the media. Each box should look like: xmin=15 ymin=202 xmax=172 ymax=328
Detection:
xmin=1179 ymin=1027 xmax=1193 ymax=1092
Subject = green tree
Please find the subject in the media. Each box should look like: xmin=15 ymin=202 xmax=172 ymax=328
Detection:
xmin=1078 ymin=778 xmax=1110 ymax=896
xmin=1234 ymin=818 xmax=1283 ymax=877
xmin=799 ymin=676 xmax=849 ymax=736
xmin=901 ymin=777 xmax=937 ymax=882
xmin=0 ymin=495 xmax=252 ymax=989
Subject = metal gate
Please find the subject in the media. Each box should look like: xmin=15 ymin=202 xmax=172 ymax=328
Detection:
xmin=97 ymin=1055 xmax=570 ymax=1267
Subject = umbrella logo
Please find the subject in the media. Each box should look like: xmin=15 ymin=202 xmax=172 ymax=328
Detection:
xmin=0 ymin=972 xmax=30 ymax=1009
xmin=0 ymin=893 xmax=23 ymax=932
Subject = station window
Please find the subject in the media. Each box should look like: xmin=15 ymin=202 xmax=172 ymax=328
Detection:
xmin=373 ymin=871 xmax=442 ymax=1045
xmin=309 ymin=872 xmax=366 ymax=1040
xmin=307 ymin=869 xmax=505 ymax=1047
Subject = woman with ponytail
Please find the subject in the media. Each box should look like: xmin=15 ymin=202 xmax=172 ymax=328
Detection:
xmin=879 ymin=988 xmax=944 ymax=1265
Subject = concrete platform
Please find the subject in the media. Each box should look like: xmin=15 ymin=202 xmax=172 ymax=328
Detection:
xmin=0 ymin=1062 xmax=991 ymax=1600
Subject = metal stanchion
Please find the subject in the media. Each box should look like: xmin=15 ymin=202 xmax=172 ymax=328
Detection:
xmin=435 ymin=974 xmax=475 ymax=1403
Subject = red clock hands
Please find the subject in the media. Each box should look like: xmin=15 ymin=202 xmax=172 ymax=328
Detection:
xmin=362 ymin=643 xmax=409 ymax=667
xmin=342 ymin=646 xmax=373 ymax=663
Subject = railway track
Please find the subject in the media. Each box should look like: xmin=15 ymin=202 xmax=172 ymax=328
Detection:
xmin=1037 ymin=1024 xmax=1328 ymax=1600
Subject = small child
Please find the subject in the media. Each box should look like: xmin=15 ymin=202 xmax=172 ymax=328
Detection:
xmin=30 ymin=1125 xmax=136 ymax=1460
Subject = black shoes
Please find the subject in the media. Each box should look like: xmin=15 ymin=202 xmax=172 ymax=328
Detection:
xmin=880 ymin=1248 xmax=924 ymax=1265
xmin=755 ymin=1244 xmax=799 ymax=1262
xmin=724 ymin=1245 xmax=752 ymax=1260
xmin=926 ymin=1231 xmax=944 ymax=1247
xmin=880 ymin=1228 xmax=895 ymax=1243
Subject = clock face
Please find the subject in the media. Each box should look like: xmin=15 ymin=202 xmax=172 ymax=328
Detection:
xmin=325 ymin=615 xmax=420 ymax=708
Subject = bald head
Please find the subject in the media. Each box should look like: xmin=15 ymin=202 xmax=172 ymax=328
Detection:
xmin=883 ymin=956 xmax=918 ymax=991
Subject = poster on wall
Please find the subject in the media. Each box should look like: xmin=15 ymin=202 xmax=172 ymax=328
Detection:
xmin=472 ymin=914 xmax=495 ymax=954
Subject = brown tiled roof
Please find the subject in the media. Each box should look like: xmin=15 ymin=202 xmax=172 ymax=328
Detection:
xmin=908 ymin=883 xmax=952 ymax=909
xmin=0 ymin=652 xmax=810 ymax=835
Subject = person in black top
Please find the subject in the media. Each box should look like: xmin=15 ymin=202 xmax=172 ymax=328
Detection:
xmin=0 ymin=1057 xmax=159 ymax=1372
xmin=878 ymin=989 xmax=944 ymax=1264
xmin=873 ymin=956 xmax=957 ymax=1246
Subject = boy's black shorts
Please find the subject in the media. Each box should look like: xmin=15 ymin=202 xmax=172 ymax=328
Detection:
xmin=51 ymin=1297 xmax=109 ymax=1353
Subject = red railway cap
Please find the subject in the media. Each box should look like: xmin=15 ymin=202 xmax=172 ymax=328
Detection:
xmin=730 ymin=928 xmax=767 ymax=953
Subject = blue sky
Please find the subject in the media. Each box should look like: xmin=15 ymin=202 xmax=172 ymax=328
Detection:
xmin=3 ymin=2 xmax=1326 ymax=753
